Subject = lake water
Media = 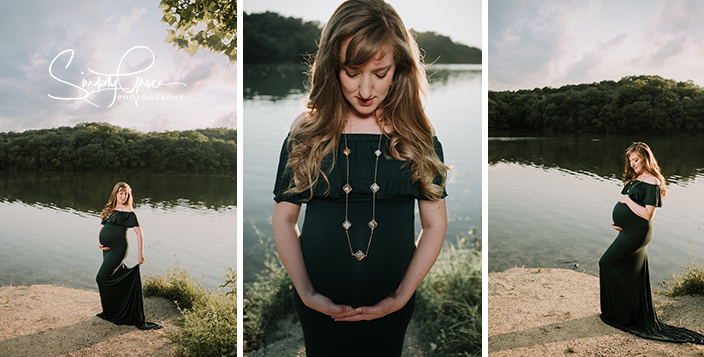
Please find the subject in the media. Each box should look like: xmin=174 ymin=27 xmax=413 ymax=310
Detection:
xmin=243 ymin=64 xmax=482 ymax=281
xmin=0 ymin=171 xmax=237 ymax=290
xmin=488 ymin=135 xmax=704 ymax=288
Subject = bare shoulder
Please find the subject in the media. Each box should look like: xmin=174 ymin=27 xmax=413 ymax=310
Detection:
xmin=642 ymin=175 xmax=661 ymax=186
xmin=290 ymin=111 xmax=310 ymax=131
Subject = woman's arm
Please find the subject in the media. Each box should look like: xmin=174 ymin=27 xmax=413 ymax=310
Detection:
xmin=336 ymin=199 xmax=447 ymax=321
xmin=133 ymin=226 xmax=145 ymax=265
xmin=272 ymin=201 xmax=360 ymax=319
xmin=619 ymin=195 xmax=657 ymax=221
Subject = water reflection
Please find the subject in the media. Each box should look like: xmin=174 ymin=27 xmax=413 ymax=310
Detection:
xmin=0 ymin=171 xmax=237 ymax=213
xmin=489 ymin=135 xmax=704 ymax=185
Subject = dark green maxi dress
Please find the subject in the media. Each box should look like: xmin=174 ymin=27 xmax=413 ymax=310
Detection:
xmin=274 ymin=133 xmax=446 ymax=357
xmin=96 ymin=211 xmax=159 ymax=330
xmin=599 ymin=180 xmax=704 ymax=343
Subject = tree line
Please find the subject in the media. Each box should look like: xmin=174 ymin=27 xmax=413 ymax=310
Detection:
xmin=489 ymin=75 xmax=704 ymax=134
xmin=0 ymin=122 xmax=236 ymax=173
xmin=243 ymin=11 xmax=481 ymax=65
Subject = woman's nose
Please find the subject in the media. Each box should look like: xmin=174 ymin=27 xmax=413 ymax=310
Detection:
xmin=359 ymin=76 xmax=372 ymax=98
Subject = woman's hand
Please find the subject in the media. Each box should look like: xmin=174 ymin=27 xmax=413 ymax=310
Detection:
xmin=618 ymin=194 xmax=631 ymax=204
xmin=300 ymin=290 xmax=361 ymax=319
xmin=98 ymin=245 xmax=111 ymax=251
xmin=137 ymin=254 xmax=145 ymax=265
xmin=611 ymin=223 xmax=622 ymax=231
xmin=333 ymin=293 xmax=406 ymax=322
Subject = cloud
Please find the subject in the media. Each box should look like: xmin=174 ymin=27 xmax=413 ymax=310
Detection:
xmin=212 ymin=111 xmax=236 ymax=128
xmin=117 ymin=7 xmax=147 ymax=40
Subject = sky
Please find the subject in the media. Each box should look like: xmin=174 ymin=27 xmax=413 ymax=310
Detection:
xmin=489 ymin=0 xmax=704 ymax=91
xmin=0 ymin=0 xmax=236 ymax=133
xmin=243 ymin=0 xmax=482 ymax=49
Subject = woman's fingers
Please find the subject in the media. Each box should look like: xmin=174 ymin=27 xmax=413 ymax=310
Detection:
xmin=98 ymin=245 xmax=111 ymax=251
xmin=611 ymin=223 xmax=622 ymax=231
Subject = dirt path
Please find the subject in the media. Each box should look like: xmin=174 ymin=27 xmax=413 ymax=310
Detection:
xmin=0 ymin=285 xmax=180 ymax=357
xmin=489 ymin=267 xmax=704 ymax=356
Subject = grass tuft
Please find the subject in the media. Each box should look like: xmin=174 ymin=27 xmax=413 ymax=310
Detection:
xmin=666 ymin=241 xmax=704 ymax=297
xmin=243 ymin=233 xmax=293 ymax=352
xmin=144 ymin=263 xmax=237 ymax=356
xmin=415 ymin=233 xmax=483 ymax=356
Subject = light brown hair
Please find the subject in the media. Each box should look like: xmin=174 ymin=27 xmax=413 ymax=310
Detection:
xmin=285 ymin=0 xmax=448 ymax=201
xmin=100 ymin=182 xmax=134 ymax=220
xmin=624 ymin=142 xmax=666 ymax=197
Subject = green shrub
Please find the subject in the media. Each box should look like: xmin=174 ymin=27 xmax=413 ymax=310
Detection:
xmin=667 ymin=241 xmax=704 ymax=297
xmin=143 ymin=261 xmax=206 ymax=310
xmin=243 ymin=234 xmax=293 ymax=352
xmin=415 ymin=236 xmax=482 ymax=356
xmin=144 ymin=263 xmax=237 ymax=356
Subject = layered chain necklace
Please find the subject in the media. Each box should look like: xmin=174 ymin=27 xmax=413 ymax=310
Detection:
xmin=342 ymin=133 xmax=383 ymax=261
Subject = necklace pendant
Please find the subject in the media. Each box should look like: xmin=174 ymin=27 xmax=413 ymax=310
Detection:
xmin=343 ymin=184 xmax=352 ymax=193
xmin=354 ymin=250 xmax=366 ymax=261
xmin=368 ymin=220 xmax=378 ymax=229
xmin=374 ymin=149 xmax=381 ymax=157
xmin=343 ymin=147 xmax=351 ymax=156
xmin=342 ymin=220 xmax=352 ymax=230
xmin=370 ymin=183 xmax=379 ymax=193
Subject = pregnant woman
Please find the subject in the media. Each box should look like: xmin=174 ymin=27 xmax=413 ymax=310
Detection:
xmin=272 ymin=0 xmax=449 ymax=355
xmin=599 ymin=142 xmax=704 ymax=342
xmin=96 ymin=182 xmax=161 ymax=330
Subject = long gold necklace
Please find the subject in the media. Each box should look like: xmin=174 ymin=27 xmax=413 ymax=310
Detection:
xmin=342 ymin=133 xmax=383 ymax=261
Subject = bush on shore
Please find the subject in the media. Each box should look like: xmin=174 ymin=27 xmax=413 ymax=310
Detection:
xmin=143 ymin=263 xmax=237 ymax=357
xmin=667 ymin=242 xmax=704 ymax=297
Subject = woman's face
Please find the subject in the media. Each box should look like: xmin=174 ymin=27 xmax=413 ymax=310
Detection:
xmin=116 ymin=188 xmax=129 ymax=205
xmin=629 ymin=152 xmax=645 ymax=175
xmin=338 ymin=41 xmax=396 ymax=120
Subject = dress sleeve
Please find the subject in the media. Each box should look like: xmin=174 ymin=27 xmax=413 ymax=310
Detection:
xmin=422 ymin=137 xmax=448 ymax=200
xmin=641 ymin=184 xmax=663 ymax=208
xmin=273 ymin=133 xmax=304 ymax=204
xmin=122 ymin=212 xmax=140 ymax=227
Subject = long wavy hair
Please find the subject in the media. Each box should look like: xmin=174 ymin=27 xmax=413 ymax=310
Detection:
xmin=100 ymin=182 xmax=134 ymax=220
xmin=624 ymin=142 xmax=666 ymax=197
xmin=285 ymin=0 xmax=448 ymax=201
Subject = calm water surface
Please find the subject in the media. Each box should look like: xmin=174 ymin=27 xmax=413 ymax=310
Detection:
xmin=489 ymin=135 xmax=704 ymax=288
xmin=243 ymin=64 xmax=482 ymax=281
xmin=0 ymin=172 xmax=236 ymax=290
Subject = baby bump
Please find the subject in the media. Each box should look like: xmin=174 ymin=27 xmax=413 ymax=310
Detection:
xmin=300 ymin=198 xmax=416 ymax=306
xmin=99 ymin=224 xmax=129 ymax=252
xmin=612 ymin=202 xmax=652 ymax=242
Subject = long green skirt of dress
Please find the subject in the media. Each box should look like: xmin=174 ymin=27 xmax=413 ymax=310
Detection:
xmin=599 ymin=180 xmax=704 ymax=343
xmin=274 ymin=134 xmax=446 ymax=357
xmin=96 ymin=211 xmax=156 ymax=329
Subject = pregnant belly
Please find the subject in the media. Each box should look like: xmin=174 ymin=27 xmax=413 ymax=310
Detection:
xmin=300 ymin=198 xmax=416 ymax=306
xmin=99 ymin=224 xmax=129 ymax=251
xmin=612 ymin=202 xmax=651 ymax=238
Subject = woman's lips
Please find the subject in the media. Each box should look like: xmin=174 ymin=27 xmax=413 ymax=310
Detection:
xmin=357 ymin=97 xmax=374 ymax=106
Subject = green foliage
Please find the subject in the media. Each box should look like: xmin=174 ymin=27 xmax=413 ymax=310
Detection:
xmin=159 ymin=0 xmax=237 ymax=63
xmin=171 ymin=292 xmax=237 ymax=357
xmin=667 ymin=241 xmax=704 ymax=297
xmin=0 ymin=122 xmax=236 ymax=173
xmin=143 ymin=261 xmax=208 ymax=310
xmin=243 ymin=11 xmax=481 ymax=65
xmin=144 ymin=263 xmax=237 ymax=356
xmin=489 ymin=75 xmax=704 ymax=134
xmin=415 ymin=237 xmax=482 ymax=356
xmin=413 ymin=30 xmax=482 ymax=64
xmin=243 ymin=229 xmax=294 ymax=352
xmin=243 ymin=11 xmax=321 ymax=65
